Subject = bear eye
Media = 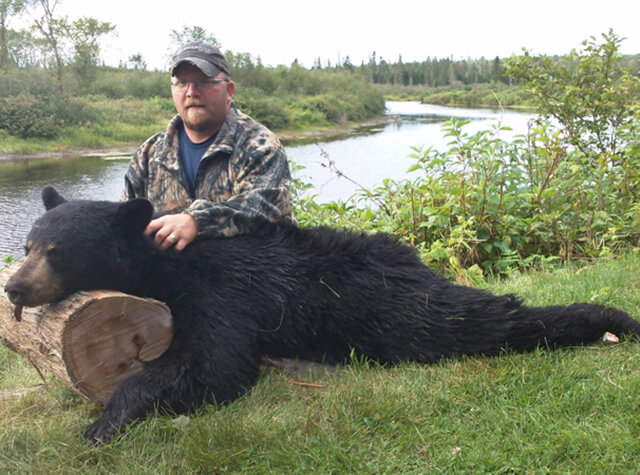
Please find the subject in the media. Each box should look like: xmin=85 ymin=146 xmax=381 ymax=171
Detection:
xmin=46 ymin=244 xmax=58 ymax=257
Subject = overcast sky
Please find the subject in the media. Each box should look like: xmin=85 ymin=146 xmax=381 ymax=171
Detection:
xmin=22 ymin=0 xmax=640 ymax=71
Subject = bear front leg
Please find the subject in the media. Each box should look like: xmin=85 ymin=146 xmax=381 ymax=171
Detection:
xmin=84 ymin=349 xmax=261 ymax=445
xmin=83 ymin=358 xmax=190 ymax=444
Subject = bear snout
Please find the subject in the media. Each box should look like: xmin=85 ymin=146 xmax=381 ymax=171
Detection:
xmin=4 ymin=279 xmax=27 ymax=305
xmin=3 ymin=254 xmax=66 ymax=307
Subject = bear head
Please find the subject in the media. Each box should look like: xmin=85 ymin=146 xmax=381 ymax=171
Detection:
xmin=4 ymin=186 xmax=154 ymax=311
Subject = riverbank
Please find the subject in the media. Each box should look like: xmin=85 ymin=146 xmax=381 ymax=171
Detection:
xmin=379 ymin=83 xmax=536 ymax=110
xmin=0 ymin=146 xmax=135 ymax=163
xmin=0 ymin=115 xmax=397 ymax=163
xmin=277 ymin=114 xmax=397 ymax=145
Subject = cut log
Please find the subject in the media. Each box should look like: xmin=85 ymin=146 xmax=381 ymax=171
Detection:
xmin=0 ymin=262 xmax=173 ymax=405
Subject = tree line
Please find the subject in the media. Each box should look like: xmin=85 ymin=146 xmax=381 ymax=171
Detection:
xmin=0 ymin=0 xmax=510 ymax=92
xmin=4 ymin=1 xmax=639 ymax=95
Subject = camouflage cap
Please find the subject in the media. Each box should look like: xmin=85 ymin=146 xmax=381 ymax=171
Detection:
xmin=171 ymin=41 xmax=230 ymax=78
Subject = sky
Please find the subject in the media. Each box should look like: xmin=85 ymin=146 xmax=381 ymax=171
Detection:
xmin=16 ymin=0 xmax=640 ymax=71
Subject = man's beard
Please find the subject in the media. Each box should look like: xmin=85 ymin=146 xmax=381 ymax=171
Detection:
xmin=183 ymin=114 xmax=217 ymax=133
xmin=181 ymin=103 xmax=223 ymax=136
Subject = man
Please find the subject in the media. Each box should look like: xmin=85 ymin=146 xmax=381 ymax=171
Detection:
xmin=123 ymin=41 xmax=295 ymax=251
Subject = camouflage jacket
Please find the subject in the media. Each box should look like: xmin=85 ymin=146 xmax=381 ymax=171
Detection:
xmin=123 ymin=103 xmax=295 ymax=238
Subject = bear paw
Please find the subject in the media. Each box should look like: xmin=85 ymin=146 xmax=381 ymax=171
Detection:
xmin=84 ymin=415 xmax=119 ymax=445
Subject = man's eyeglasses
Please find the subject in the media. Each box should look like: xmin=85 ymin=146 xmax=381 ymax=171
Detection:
xmin=171 ymin=78 xmax=228 ymax=91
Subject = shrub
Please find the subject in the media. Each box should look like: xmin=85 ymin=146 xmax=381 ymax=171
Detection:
xmin=0 ymin=95 xmax=63 ymax=139
xmin=506 ymin=30 xmax=640 ymax=161
xmin=233 ymin=87 xmax=291 ymax=130
xmin=89 ymin=69 xmax=170 ymax=99
xmin=294 ymin=114 xmax=640 ymax=279
xmin=286 ymin=95 xmax=345 ymax=126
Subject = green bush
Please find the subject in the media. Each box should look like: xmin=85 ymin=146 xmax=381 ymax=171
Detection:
xmin=50 ymin=96 xmax=99 ymax=127
xmin=0 ymin=95 xmax=63 ymax=139
xmin=144 ymin=96 xmax=176 ymax=114
xmin=124 ymin=71 xmax=170 ymax=99
xmin=286 ymin=95 xmax=345 ymax=126
xmin=285 ymin=102 xmax=328 ymax=128
xmin=88 ymin=69 xmax=170 ymax=99
xmin=294 ymin=114 xmax=640 ymax=279
xmin=0 ymin=59 xmax=387 ymax=143
xmin=506 ymin=30 xmax=640 ymax=162
xmin=233 ymin=87 xmax=292 ymax=130
xmin=84 ymin=95 xmax=168 ymax=126
xmin=284 ymin=87 xmax=385 ymax=128
xmin=89 ymin=77 xmax=128 ymax=99
xmin=0 ymin=68 xmax=54 ymax=97
xmin=419 ymin=84 xmax=532 ymax=109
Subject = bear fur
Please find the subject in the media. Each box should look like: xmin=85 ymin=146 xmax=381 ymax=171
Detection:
xmin=5 ymin=186 xmax=640 ymax=444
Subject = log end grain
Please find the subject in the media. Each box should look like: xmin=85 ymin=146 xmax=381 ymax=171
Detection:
xmin=63 ymin=292 xmax=172 ymax=404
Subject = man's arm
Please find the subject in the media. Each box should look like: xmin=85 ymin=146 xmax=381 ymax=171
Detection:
xmin=122 ymin=136 xmax=156 ymax=201
xmin=186 ymin=142 xmax=294 ymax=237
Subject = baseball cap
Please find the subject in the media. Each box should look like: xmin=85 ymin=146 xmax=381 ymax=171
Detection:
xmin=170 ymin=41 xmax=230 ymax=78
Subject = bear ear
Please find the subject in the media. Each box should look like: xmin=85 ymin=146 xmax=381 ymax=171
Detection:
xmin=42 ymin=186 xmax=67 ymax=210
xmin=111 ymin=199 xmax=154 ymax=234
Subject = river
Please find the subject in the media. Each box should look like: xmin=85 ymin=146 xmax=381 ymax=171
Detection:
xmin=0 ymin=102 xmax=534 ymax=260
xmin=290 ymin=102 xmax=533 ymax=203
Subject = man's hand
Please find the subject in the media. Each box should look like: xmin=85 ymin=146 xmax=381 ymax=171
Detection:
xmin=145 ymin=214 xmax=198 ymax=251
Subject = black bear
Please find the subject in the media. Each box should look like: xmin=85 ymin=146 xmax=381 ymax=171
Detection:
xmin=5 ymin=186 xmax=640 ymax=444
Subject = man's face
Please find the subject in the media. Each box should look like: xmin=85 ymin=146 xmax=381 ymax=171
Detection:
xmin=171 ymin=63 xmax=235 ymax=140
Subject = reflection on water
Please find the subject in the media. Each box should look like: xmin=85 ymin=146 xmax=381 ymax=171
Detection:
xmin=0 ymin=102 xmax=534 ymax=261
xmin=0 ymin=157 xmax=130 ymax=260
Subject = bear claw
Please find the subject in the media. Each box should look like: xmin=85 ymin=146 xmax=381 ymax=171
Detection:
xmin=84 ymin=418 xmax=118 ymax=446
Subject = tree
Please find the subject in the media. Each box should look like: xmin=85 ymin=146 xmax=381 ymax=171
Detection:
xmin=128 ymin=52 xmax=146 ymax=70
xmin=31 ymin=0 xmax=66 ymax=91
xmin=66 ymin=16 xmax=114 ymax=86
xmin=490 ymin=56 xmax=504 ymax=83
xmin=506 ymin=30 xmax=640 ymax=162
xmin=0 ymin=0 xmax=28 ymax=71
xmin=342 ymin=55 xmax=354 ymax=73
xmin=5 ymin=27 xmax=38 ymax=67
xmin=28 ymin=0 xmax=114 ymax=91
xmin=168 ymin=25 xmax=219 ymax=54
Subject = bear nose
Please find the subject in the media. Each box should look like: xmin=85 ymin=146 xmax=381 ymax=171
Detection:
xmin=4 ymin=280 xmax=27 ymax=305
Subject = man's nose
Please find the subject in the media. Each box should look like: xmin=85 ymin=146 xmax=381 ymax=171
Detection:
xmin=185 ymin=82 xmax=200 ymax=96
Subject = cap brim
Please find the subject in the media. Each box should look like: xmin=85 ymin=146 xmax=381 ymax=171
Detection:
xmin=171 ymin=58 xmax=221 ymax=78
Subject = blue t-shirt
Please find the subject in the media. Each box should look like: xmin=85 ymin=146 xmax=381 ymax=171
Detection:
xmin=178 ymin=127 xmax=217 ymax=198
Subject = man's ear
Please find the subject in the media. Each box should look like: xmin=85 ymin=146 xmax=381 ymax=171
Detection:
xmin=42 ymin=186 xmax=67 ymax=210
xmin=111 ymin=199 xmax=154 ymax=234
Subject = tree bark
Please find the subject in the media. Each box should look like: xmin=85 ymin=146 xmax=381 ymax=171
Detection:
xmin=0 ymin=262 xmax=172 ymax=405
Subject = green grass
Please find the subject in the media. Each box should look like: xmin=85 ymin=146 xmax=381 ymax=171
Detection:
xmin=1 ymin=253 xmax=640 ymax=473
xmin=419 ymin=84 xmax=534 ymax=109
xmin=378 ymin=83 xmax=536 ymax=110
